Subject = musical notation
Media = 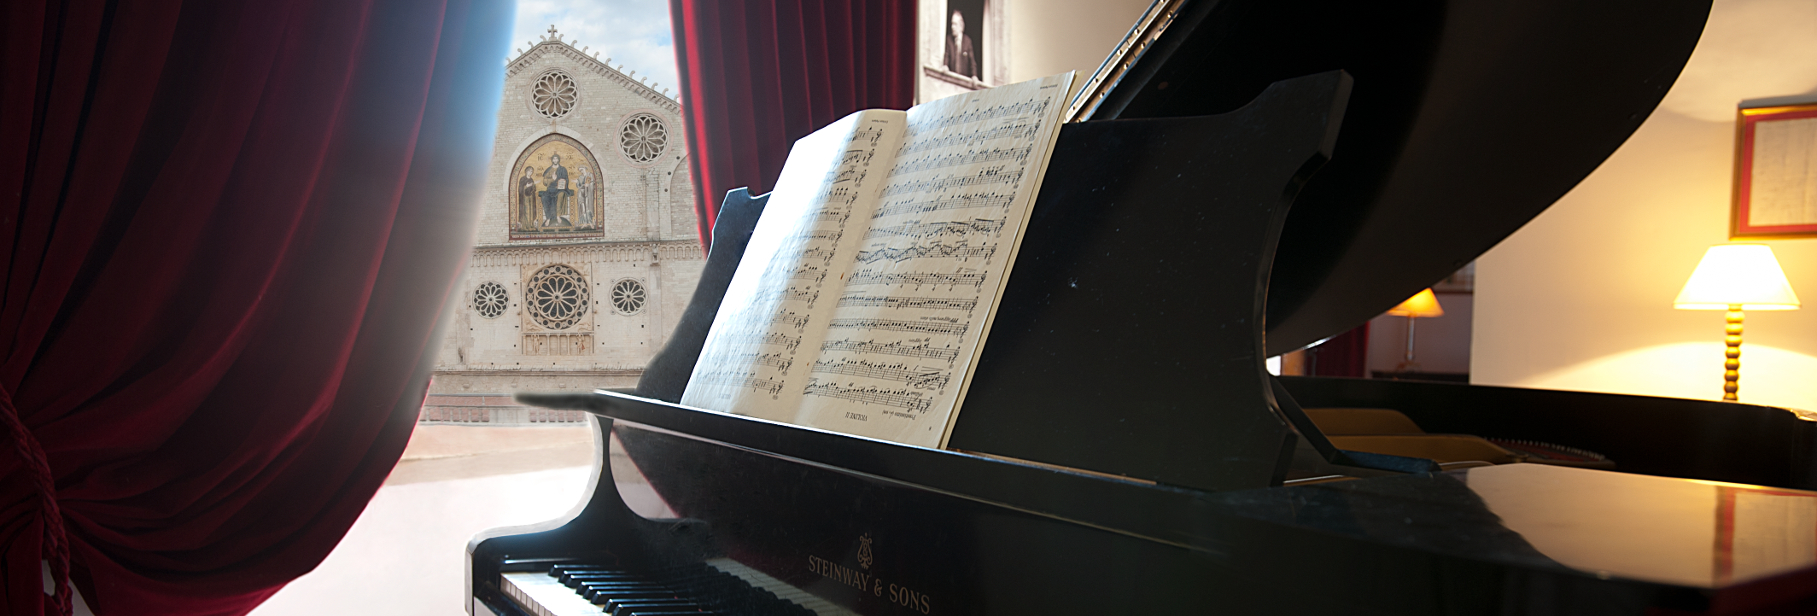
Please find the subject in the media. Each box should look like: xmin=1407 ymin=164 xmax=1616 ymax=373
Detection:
xmin=787 ymin=264 xmax=828 ymax=285
xmin=720 ymin=332 xmax=802 ymax=352
xmin=827 ymin=318 xmax=969 ymax=337
xmin=854 ymin=242 xmax=996 ymax=265
xmin=872 ymin=192 xmax=1013 ymax=218
xmin=842 ymin=148 xmax=876 ymax=166
xmin=784 ymin=286 xmax=820 ymax=306
xmin=770 ymin=309 xmax=810 ymax=331
xmin=853 ymin=125 xmax=886 ymax=147
xmin=820 ymin=338 xmax=962 ymax=364
xmin=680 ymin=74 xmax=1074 ymax=444
xmin=811 ymin=358 xmax=949 ymax=390
xmin=829 ymin=167 xmax=868 ymax=185
xmin=906 ymin=98 xmax=1053 ymax=133
xmin=788 ymin=228 xmax=843 ymax=243
xmin=878 ymin=166 xmax=1025 ymax=198
xmin=695 ymin=371 xmax=787 ymax=396
xmin=845 ymin=269 xmax=987 ymax=290
xmin=891 ymin=145 xmax=1033 ymax=176
xmin=837 ymin=295 xmax=977 ymax=313
xmin=814 ymin=185 xmax=859 ymax=207
xmin=728 ymin=351 xmax=794 ymax=374
xmin=801 ymin=246 xmax=835 ymax=265
xmin=865 ymin=218 xmax=1006 ymax=242
xmin=803 ymin=380 xmax=933 ymax=414
xmin=897 ymin=120 xmax=1041 ymax=157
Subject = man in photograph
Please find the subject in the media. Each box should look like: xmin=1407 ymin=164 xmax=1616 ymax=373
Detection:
xmin=943 ymin=8 xmax=978 ymax=80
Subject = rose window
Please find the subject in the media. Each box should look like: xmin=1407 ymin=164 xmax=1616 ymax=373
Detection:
xmin=527 ymin=264 xmax=590 ymax=329
xmin=611 ymin=279 xmax=647 ymax=314
xmin=472 ymin=281 xmax=508 ymax=319
xmin=532 ymin=71 xmax=578 ymax=118
xmin=620 ymin=113 xmax=668 ymax=163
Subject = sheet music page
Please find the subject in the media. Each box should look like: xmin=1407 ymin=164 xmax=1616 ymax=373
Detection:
xmin=681 ymin=110 xmax=907 ymax=420
xmin=792 ymin=73 xmax=1075 ymax=447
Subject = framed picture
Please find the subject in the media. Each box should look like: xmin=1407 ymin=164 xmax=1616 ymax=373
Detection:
xmin=1732 ymin=103 xmax=1817 ymax=239
xmin=917 ymin=0 xmax=1007 ymax=103
xmin=1430 ymin=262 xmax=1475 ymax=294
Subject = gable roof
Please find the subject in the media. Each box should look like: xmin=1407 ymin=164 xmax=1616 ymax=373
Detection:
xmin=507 ymin=29 xmax=681 ymax=114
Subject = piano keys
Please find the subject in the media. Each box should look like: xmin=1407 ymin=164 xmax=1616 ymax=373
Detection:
xmin=497 ymin=558 xmax=845 ymax=616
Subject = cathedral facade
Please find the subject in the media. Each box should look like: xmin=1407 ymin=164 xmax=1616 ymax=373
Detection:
xmin=429 ymin=29 xmax=704 ymax=410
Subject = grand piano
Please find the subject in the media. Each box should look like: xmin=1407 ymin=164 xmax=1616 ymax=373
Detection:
xmin=468 ymin=0 xmax=1817 ymax=614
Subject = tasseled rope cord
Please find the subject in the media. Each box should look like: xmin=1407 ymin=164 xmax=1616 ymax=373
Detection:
xmin=0 ymin=387 xmax=72 ymax=616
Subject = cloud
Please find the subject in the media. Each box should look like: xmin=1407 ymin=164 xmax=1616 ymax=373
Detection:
xmin=511 ymin=0 xmax=679 ymax=95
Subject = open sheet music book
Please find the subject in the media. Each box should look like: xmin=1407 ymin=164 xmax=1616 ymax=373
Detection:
xmin=680 ymin=72 xmax=1075 ymax=448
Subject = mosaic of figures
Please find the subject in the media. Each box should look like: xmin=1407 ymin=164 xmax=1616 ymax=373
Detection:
xmin=510 ymin=134 xmax=604 ymax=240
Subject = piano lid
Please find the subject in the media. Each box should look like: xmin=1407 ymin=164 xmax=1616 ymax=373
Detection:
xmin=1078 ymin=0 xmax=1711 ymax=355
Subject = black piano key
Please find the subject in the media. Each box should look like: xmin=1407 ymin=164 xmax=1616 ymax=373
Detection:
xmin=596 ymin=596 xmax=689 ymax=608
xmin=563 ymin=572 xmax=651 ymax=587
xmin=586 ymin=590 xmax=679 ymax=605
xmin=579 ymin=582 xmax=673 ymax=594
xmin=575 ymin=579 xmax=654 ymax=593
xmin=554 ymin=568 xmax=641 ymax=581
xmin=548 ymin=564 xmax=622 ymax=576
xmin=599 ymin=595 xmax=682 ymax=608
xmin=559 ymin=570 xmax=639 ymax=582
xmin=582 ymin=584 xmax=677 ymax=597
xmin=501 ymin=557 xmax=581 ymax=573
xmin=583 ymin=585 xmax=680 ymax=603
xmin=572 ymin=579 xmax=659 ymax=592
xmin=603 ymin=599 xmax=700 ymax=614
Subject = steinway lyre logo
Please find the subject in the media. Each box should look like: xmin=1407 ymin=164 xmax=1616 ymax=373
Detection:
xmin=806 ymin=534 xmax=930 ymax=613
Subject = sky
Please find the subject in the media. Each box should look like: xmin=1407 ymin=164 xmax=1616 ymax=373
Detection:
xmin=510 ymin=0 xmax=680 ymax=98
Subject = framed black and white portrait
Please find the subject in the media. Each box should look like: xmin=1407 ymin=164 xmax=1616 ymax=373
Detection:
xmin=918 ymin=0 xmax=1006 ymax=102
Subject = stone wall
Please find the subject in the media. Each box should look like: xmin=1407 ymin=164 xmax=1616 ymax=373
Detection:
xmin=432 ymin=32 xmax=706 ymax=397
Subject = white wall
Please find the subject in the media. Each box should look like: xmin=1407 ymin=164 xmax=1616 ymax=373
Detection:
xmin=1474 ymin=0 xmax=1817 ymax=412
xmin=1006 ymin=0 xmax=1152 ymax=83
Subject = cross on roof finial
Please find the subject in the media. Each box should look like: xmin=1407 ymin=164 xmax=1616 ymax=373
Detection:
xmin=547 ymin=25 xmax=558 ymax=39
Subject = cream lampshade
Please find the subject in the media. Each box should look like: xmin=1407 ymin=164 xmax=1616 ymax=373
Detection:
xmin=1674 ymin=244 xmax=1800 ymax=401
xmin=1387 ymin=288 xmax=1444 ymax=373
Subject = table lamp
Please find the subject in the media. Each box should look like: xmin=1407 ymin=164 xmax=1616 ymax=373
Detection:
xmin=1674 ymin=244 xmax=1800 ymax=401
xmin=1387 ymin=288 xmax=1444 ymax=373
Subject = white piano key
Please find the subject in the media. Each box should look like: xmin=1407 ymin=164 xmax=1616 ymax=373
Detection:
xmin=500 ymin=571 xmax=603 ymax=616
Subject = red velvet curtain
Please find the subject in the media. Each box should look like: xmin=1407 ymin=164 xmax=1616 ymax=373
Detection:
xmin=1309 ymin=323 xmax=1371 ymax=378
xmin=0 ymin=1 xmax=508 ymax=614
xmin=669 ymin=0 xmax=916 ymax=251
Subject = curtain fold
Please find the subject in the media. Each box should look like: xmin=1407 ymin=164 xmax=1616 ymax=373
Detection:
xmin=669 ymin=0 xmax=916 ymax=252
xmin=0 ymin=1 xmax=510 ymax=614
xmin=1309 ymin=323 xmax=1371 ymax=378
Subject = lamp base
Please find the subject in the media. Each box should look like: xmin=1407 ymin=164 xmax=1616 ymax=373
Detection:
xmin=1723 ymin=305 xmax=1742 ymax=402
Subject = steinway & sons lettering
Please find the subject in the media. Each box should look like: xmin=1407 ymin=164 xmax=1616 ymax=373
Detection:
xmin=806 ymin=555 xmax=932 ymax=613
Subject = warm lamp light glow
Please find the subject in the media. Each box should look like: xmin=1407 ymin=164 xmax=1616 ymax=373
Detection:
xmin=1673 ymin=244 xmax=1800 ymax=401
xmin=1674 ymin=244 xmax=1800 ymax=310
xmin=1387 ymin=288 xmax=1445 ymax=318
xmin=1387 ymin=288 xmax=1444 ymax=373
